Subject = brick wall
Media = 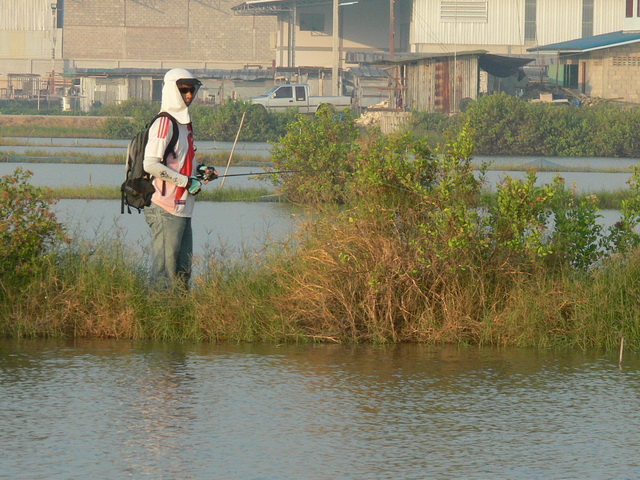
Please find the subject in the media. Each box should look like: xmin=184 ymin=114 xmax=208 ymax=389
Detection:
xmin=63 ymin=0 xmax=276 ymax=66
xmin=584 ymin=44 xmax=640 ymax=104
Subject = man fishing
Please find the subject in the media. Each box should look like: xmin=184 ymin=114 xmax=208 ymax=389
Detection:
xmin=143 ymin=68 xmax=218 ymax=288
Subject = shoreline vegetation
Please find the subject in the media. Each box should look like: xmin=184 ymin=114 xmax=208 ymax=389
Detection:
xmin=3 ymin=96 xmax=640 ymax=350
xmin=10 ymin=186 xmax=633 ymax=211
xmin=52 ymin=185 xmax=280 ymax=203
xmin=0 ymin=150 xmax=270 ymax=167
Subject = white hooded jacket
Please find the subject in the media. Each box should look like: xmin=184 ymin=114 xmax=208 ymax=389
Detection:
xmin=143 ymin=68 xmax=200 ymax=217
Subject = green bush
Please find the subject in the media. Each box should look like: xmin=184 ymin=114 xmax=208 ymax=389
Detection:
xmin=0 ymin=169 xmax=66 ymax=287
xmin=0 ymin=99 xmax=65 ymax=115
xmin=99 ymin=98 xmax=297 ymax=141
xmin=268 ymin=105 xmax=360 ymax=205
xmin=193 ymin=99 xmax=296 ymax=142
xmin=456 ymin=93 xmax=640 ymax=157
xmin=269 ymin=120 xmax=640 ymax=344
xmin=405 ymin=110 xmax=456 ymax=144
xmin=98 ymin=99 xmax=158 ymax=126
xmin=103 ymin=117 xmax=138 ymax=139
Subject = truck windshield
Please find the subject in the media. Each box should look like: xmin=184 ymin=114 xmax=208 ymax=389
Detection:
xmin=257 ymin=86 xmax=279 ymax=97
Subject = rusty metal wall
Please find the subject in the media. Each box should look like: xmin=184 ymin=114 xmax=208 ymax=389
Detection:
xmin=403 ymin=54 xmax=478 ymax=114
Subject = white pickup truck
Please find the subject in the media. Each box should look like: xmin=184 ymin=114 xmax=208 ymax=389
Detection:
xmin=249 ymin=84 xmax=352 ymax=114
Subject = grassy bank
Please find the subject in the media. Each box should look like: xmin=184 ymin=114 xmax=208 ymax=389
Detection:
xmin=47 ymin=185 xmax=637 ymax=210
xmin=0 ymin=150 xmax=270 ymax=166
xmin=1 ymin=226 xmax=639 ymax=349
xmin=4 ymin=111 xmax=640 ymax=350
xmin=53 ymin=185 xmax=277 ymax=202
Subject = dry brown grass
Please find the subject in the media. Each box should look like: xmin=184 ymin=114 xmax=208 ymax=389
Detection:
xmin=270 ymin=213 xmax=502 ymax=343
xmin=7 ymin=269 xmax=146 ymax=339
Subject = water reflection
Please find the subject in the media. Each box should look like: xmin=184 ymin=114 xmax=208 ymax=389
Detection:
xmin=2 ymin=339 xmax=639 ymax=479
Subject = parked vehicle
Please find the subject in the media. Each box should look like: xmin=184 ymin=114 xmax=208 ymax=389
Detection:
xmin=249 ymin=84 xmax=352 ymax=114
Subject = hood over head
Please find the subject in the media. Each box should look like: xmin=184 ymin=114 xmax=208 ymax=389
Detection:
xmin=160 ymin=68 xmax=202 ymax=124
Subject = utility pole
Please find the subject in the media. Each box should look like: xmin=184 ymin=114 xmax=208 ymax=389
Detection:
xmin=332 ymin=0 xmax=340 ymax=95
xmin=389 ymin=0 xmax=395 ymax=59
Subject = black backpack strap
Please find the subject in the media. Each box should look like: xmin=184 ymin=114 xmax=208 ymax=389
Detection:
xmin=155 ymin=112 xmax=179 ymax=196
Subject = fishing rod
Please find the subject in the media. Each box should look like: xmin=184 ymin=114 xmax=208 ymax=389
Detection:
xmin=198 ymin=169 xmax=313 ymax=181
xmin=216 ymin=169 xmax=311 ymax=178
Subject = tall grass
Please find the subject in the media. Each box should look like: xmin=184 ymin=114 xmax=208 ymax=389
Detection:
xmin=0 ymin=235 xmax=303 ymax=342
xmin=4 ymin=215 xmax=640 ymax=349
xmin=51 ymin=185 xmax=276 ymax=202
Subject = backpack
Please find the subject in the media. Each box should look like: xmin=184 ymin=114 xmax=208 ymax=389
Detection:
xmin=120 ymin=112 xmax=179 ymax=214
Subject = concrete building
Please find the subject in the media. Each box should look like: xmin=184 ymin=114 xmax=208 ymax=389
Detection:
xmin=0 ymin=0 xmax=277 ymax=99
xmin=231 ymin=0 xmax=627 ymax=66
xmin=1 ymin=0 xmax=628 ymax=109
xmin=528 ymin=0 xmax=640 ymax=104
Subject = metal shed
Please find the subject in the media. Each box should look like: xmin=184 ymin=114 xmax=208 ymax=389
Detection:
xmin=388 ymin=51 xmax=532 ymax=114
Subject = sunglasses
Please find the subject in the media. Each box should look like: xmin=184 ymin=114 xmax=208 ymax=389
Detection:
xmin=178 ymin=86 xmax=195 ymax=94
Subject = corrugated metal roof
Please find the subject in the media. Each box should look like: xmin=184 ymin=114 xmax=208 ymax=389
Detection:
xmin=232 ymin=0 xmax=376 ymax=14
xmin=232 ymin=0 xmax=328 ymax=15
xmin=382 ymin=50 xmax=488 ymax=64
xmin=348 ymin=66 xmax=390 ymax=78
xmin=528 ymin=30 xmax=640 ymax=53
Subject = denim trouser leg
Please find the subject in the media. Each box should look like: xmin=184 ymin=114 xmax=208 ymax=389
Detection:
xmin=145 ymin=203 xmax=193 ymax=287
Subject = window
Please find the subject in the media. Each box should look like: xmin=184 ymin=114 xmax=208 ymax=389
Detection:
xmin=627 ymin=0 xmax=634 ymax=17
xmin=441 ymin=1 xmax=488 ymax=23
xmin=300 ymin=13 xmax=325 ymax=32
xmin=524 ymin=0 xmax=536 ymax=42
xmin=295 ymin=86 xmax=306 ymax=101
xmin=274 ymin=86 xmax=293 ymax=99
xmin=582 ymin=0 xmax=593 ymax=37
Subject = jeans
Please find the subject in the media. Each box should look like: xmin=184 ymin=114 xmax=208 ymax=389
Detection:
xmin=144 ymin=203 xmax=193 ymax=288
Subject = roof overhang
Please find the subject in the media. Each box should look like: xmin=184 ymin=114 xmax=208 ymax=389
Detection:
xmin=527 ymin=30 xmax=640 ymax=53
xmin=478 ymin=54 xmax=533 ymax=78
xmin=231 ymin=0 xmax=372 ymax=15
xmin=382 ymin=51 xmax=532 ymax=78
xmin=380 ymin=50 xmax=488 ymax=63
xmin=232 ymin=0 xmax=292 ymax=15
xmin=232 ymin=0 xmax=338 ymax=15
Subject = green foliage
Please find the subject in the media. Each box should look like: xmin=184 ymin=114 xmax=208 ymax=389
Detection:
xmin=547 ymin=183 xmax=604 ymax=271
xmin=99 ymin=99 xmax=158 ymax=139
xmin=607 ymin=165 xmax=640 ymax=253
xmin=0 ymin=169 xmax=66 ymax=287
xmin=98 ymin=99 xmax=158 ymax=125
xmin=192 ymin=100 xmax=296 ymax=142
xmin=490 ymin=171 xmax=555 ymax=263
xmin=0 ymin=99 xmax=65 ymax=115
xmin=268 ymin=105 xmax=360 ymax=204
xmin=458 ymin=93 xmax=640 ymax=157
xmin=269 ymin=116 xmax=640 ymax=345
xmin=405 ymin=110 xmax=455 ymax=144
xmin=98 ymin=99 xmax=296 ymax=141
xmin=103 ymin=117 xmax=138 ymax=139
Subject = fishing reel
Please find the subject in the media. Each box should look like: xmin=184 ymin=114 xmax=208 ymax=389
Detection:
xmin=196 ymin=164 xmax=219 ymax=182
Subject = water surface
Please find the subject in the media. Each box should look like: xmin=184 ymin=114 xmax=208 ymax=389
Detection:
xmin=1 ymin=339 xmax=639 ymax=480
